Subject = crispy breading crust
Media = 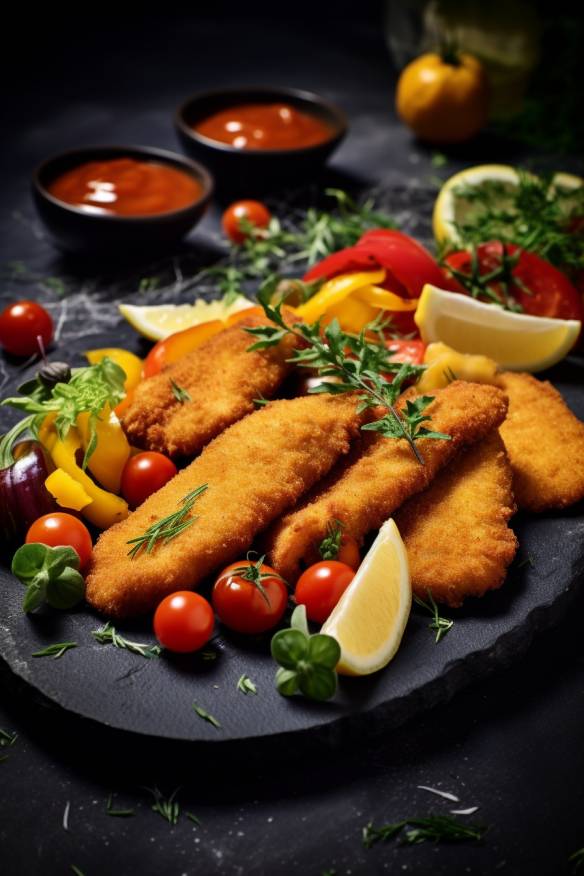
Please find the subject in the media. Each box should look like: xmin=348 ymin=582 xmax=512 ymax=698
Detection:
xmin=265 ymin=382 xmax=509 ymax=582
xmin=86 ymin=394 xmax=363 ymax=618
xmin=395 ymin=430 xmax=518 ymax=607
xmin=122 ymin=313 xmax=298 ymax=458
xmin=498 ymin=371 xmax=584 ymax=512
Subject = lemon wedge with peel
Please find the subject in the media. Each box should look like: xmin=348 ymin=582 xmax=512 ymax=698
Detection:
xmin=119 ymin=296 xmax=254 ymax=341
xmin=320 ymin=519 xmax=411 ymax=676
xmin=415 ymin=284 xmax=581 ymax=373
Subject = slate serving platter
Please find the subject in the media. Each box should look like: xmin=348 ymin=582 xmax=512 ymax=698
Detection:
xmin=1 ymin=182 xmax=583 ymax=745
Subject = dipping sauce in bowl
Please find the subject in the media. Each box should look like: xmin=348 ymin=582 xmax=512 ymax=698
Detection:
xmin=47 ymin=157 xmax=203 ymax=216
xmin=193 ymin=102 xmax=333 ymax=151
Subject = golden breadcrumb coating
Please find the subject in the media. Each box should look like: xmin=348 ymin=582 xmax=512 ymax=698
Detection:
xmin=498 ymin=371 xmax=584 ymax=512
xmin=86 ymin=394 xmax=363 ymax=618
xmin=265 ymin=381 xmax=508 ymax=582
xmin=396 ymin=430 xmax=518 ymax=607
xmin=122 ymin=313 xmax=298 ymax=458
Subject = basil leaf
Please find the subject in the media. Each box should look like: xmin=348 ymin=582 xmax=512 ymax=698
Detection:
xmin=290 ymin=604 xmax=309 ymax=636
xmin=44 ymin=545 xmax=80 ymax=576
xmin=270 ymin=629 xmax=308 ymax=668
xmin=46 ymin=567 xmax=85 ymax=610
xmin=275 ymin=667 xmax=299 ymax=696
xmin=22 ymin=580 xmax=47 ymax=614
xmin=11 ymin=543 xmax=49 ymax=583
xmin=298 ymin=664 xmax=337 ymax=702
xmin=307 ymin=633 xmax=341 ymax=670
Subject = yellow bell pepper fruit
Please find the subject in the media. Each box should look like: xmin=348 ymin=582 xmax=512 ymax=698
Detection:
xmin=294 ymin=270 xmax=386 ymax=323
xmin=416 ymin=342 xmax=499 ymax=393
xmin=354 ymin=286 xmax=419 ymax=312
xmin=40 ymin=419 xmax=128 ymax=530
xmin=76 ymin=404 xmax=131 ymax=494
xmin=85 ymin=348 xmax=143 ymax=392
xmin=45 ymin=469 xmax=93 ymax=511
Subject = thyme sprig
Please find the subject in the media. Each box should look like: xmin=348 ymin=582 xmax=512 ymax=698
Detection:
xmin=414 ymin=591 xmax=454 ymax=643
xmin=92 ymin=623 xmax=162 ymax=659
xmin=126 ymin=484 xmax=208 ymax=558
xmin=363 ymin=815 xmax=486 ymax=848
xmin=246 ymin=284 xmax=449 ymax=464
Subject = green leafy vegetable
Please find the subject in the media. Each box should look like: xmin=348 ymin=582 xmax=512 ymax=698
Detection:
xmin=237 ymin=674 xmax=258 ymax=695
xmin=193 ymin=703 xmax=221 ymax=728
xmin=170 ymin=379 xmax=191 ymax=404
xmin=32 ymin=641 xmax=78 ymax=659
xmin=92 ymin=622 xmax=161 ymax=659
xmin=11 ymin=544 xmax=84 ymax=613
xmin=414 ymin=590 xmax=454 ymax=643
xmin=271 ymin=605 xmax=340 ymax=702
xmin=362 ymin=815 xmax=486 ymax=848
xmin=127 ymin=484 xmax=208 ymax=558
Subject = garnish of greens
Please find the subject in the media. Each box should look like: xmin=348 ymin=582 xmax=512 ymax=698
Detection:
xmin=105 ymin=793 xmax=135 ymax=818
xmin=0 ymin=356 xmax=126 ymax=470
xmin=12 ymin=544 xmax=84 ymax=613
xmin=570 ymin=847 xmax=584 ymax=874
xmin=246 ymin=281 xmax=449 ymax=464
xmin=414 ymin=590 xmax=454 ymax=643
xmin=319 ymin=519 xmax=344 ymax=561
xmin=193 ymin=703 xmax=221 ymax=728
xmin=0 ymin=728 xmax=18 ymax=757
xmin=32 ymin=641 xmax=78 ymax=659
xmin=126 ymin=484 xmax=208 ymax=558
xmin=450 ymin=172 xmax=584 ymax=274
xmin=229 ymin=552 xmax=286 ymax=605
xmin=441 ymin=242 xmax=528 ymax=313
xmin=362 ymin=815 xmax=486 ymax=848
xmin=170 ymin=378 xmax=191 ymax=404
xmin=237 ymin=674 xmax=258 ymax=695
xmin=145 ymin=786 xmax=180 ymax=825
xmin=270 ymin=604 xmax=340 ymax=702
xmin=92 ymin=622 xmax=162 ymax=659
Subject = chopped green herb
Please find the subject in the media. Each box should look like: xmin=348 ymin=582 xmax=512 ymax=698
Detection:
xmin=431 ymin=152 xmax=448 ymax=168
xmin=127 ymin=484 xmax=208 ymax=558
xmin=517 ymin=552 xmax=535 ymax=569
xmin=92 ymin=623 xmax=161 ymax=659
xmin=138 ymin=277 xmax=160 ymax=294
xmin=414 ymin=591 xmax=454 ymax=643
xmin=253 ymin=395 xmax=270 ymax=408
xmin=43 ymin=276 xmax=67 ymax=296
xmin=170 ymin=379 xmax=191 ymax=404
xmin=0 ymin=729 xmax=18 ymax=748
xmin=71 ymin=866 xmax=85 ymax=876
xmin=32 ymin=641 xmax=78 ymax=659
xmin=186 ymin=812 xmax=201 ymax=825
xmin=193 ymin=704 xmax=221 ymax=729
xmin=145 ymin=786 xmax=180 ymax=825
xmin=319 ymin=520 xmax=344 ymax=561
xmin=201 ymin=649 xmax=218 ymax=662
xmin=570 ymin=847 xmax=584 ymax=873
xmin=362 ymin=815 xmax=486 ymax=848
xmin=237 ymin=674 xmax=258 ymax=695
xmin=106 ymin=793 xmax=135 ymax=817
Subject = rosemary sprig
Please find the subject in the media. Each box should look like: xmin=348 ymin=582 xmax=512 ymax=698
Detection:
xmin=246 ymin=286 xmax=449 ymax=464
xmin=70 ymin=866 xmax=85 ymax=876
xmin=237 ymin=674 xmax=258 ymax=695
xmin=193 ymin=703 xmax=221 ymax=728
xmin=92 ymin=623 xmax=162 ymax=659
xmin=32 ymin=641 xmax=78 ymax=659
xmin=170 ymin=379 xmax=191 ymax=404
xmin=414 ymin=591 xmax=454 ymax=643
xmin=106 ymin=793 xmax=135 ymax=817
xmin=126 ymin=484 xmax=208 ymax=558
xmin=363 ymin=815 xmax=486 ymax=848
xmin=145 ymin=786 xmax=180 ymax=825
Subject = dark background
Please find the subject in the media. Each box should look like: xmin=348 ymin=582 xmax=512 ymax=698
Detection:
xmin=2 ymin=4 xmax=584 ymax=874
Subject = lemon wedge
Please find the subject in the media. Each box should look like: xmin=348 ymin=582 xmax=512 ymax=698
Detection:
xmin=119 ymin=296 xmax=254 ymax=341
xmin=415 ymin=284 xmax=581 ymax=372
xmin=433 ymin=164 xmax=583 ymax=247
xmin=320 ymin=519 xmax=411 ymax=676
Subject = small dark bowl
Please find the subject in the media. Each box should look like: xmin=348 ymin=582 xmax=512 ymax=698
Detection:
xmin=175 ymin=87 xmax=348 ymax=196
xmin=32 ymin=145 xmax=214 ymax=256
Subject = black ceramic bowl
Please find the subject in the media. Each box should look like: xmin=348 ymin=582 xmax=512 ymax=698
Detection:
xmin=32 ymin=145 xmax=214 ymax=255
xmin=175 ymin=87 xmax=348 ymax=196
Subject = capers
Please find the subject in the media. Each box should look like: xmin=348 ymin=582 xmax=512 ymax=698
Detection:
xmin=38 ymin=361 xmax=71 ymax=389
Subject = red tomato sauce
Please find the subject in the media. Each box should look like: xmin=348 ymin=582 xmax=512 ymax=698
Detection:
xmin=194 ymin=103 xmax=333 ymax=150
xmin=48 ymin=158 xmax=203 ymax=216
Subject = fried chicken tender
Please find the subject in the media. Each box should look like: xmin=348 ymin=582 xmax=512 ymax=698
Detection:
xmin=265 ymin=381 xmax=509 ymax=582
xmin=498 ymin=372 xmax=584 ymax=512
xmin=86 ymin=394 xmax=363 ymax=618
xmin=395 ymin=430 xmax=518 ymax=607
xmin=122 ymin=313 xmax=298 ymax=459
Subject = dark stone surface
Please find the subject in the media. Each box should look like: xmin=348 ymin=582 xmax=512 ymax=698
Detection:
xmin=1 ymin=5 xmax=584 ymax=875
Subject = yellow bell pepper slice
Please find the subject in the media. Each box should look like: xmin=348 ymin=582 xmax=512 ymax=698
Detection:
xmin=354 ymin=285 xmax=419 ymax=312
xmin=45 ymin=469 xmax=93 ymax=511
xmin=416 ymin=342 xmax=499 ymax=393
xmin=294 ymin=270 xmax=386 ymax=323
xmin=85 ymin=348 xmax=143 ymax=392
xmin=323 ymin=297 xmax=379 ymax=335
xmin=41 ymin=422 xmax=128 ymax=530
xmin=76 ymin=404 xmax=131 ymax=494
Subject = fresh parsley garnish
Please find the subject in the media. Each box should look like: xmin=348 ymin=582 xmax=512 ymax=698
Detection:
xmin=92 ymin=623 xmax=161 ymax=659
xmin=12 ymin=544 xmax=84 ymax=613
xmin=414 ymin=590 xmax=454 ymax=643
xmin=271 ymin=605 xmax=340 ymax=702
xmin=126 ymin=484 xmax=208 ymax=558
xmin=32 ymin=641 xmax=78 ymax=659
xmin=362 ymin=815 xmax=486 ymax=848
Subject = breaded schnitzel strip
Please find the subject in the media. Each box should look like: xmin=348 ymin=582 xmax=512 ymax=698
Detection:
xmin=498 ymin=372 xmax=584 ymax=512
xmin=395 ymin=430 xmax=517 ymax=607
xmin=265 ymin=381 xmax=508 ymax=581
xmin=122 ymin=313 xmax=298 ymax=458
xmin=86 ymin=394 xmax=363 ymax=618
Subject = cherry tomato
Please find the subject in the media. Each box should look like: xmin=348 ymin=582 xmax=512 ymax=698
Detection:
xmin=386 ymin=338 xmax=426 ymax=366
xmin=0 ymin=300 xmax=53 ymax=357
xmin=222 ymin=200 xmax=271 ymax=244
xmin=121 ymin=452 xmax=177 ymax=508
xmin=336 ymin=535 xmax=361 ymax=570
xmin=295 ymin=561 xmax=355 ymax=624
xmin=212 ymin=558 xmax=288 ymax=634
xmin=153 ymin=591 xmax=214 ymax=653
xmin=443 ymin=242 xmax=584 ymax=322
xmin=26 ymin=512 xmax=92 ymax=571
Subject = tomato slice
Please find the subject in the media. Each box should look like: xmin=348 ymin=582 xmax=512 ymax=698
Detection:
xmin=387 ymin=338 xmax=426 ymax=366
xmin=443 ymin=241 xmax=584 ymax=322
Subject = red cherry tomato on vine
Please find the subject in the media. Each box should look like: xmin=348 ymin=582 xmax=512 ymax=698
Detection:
xmin=212 ymin=558 xmax=288 ymax=634
xmin=121 ymin=452 xmax=177 ymax=508
xmin=335 ymin=535 xmax=361 ymax=570
xmin=26 ymin=513 xmax=93 ymax=571
xmin=0 ymin=300 xmax=53 ymax=357
xmin=222 ymin=200 xmax=271 ymax=244
xmin=154 ymin=591 xmax=214 ymax=653
xmin=295 ymin=561 xmax=355 ymax=624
